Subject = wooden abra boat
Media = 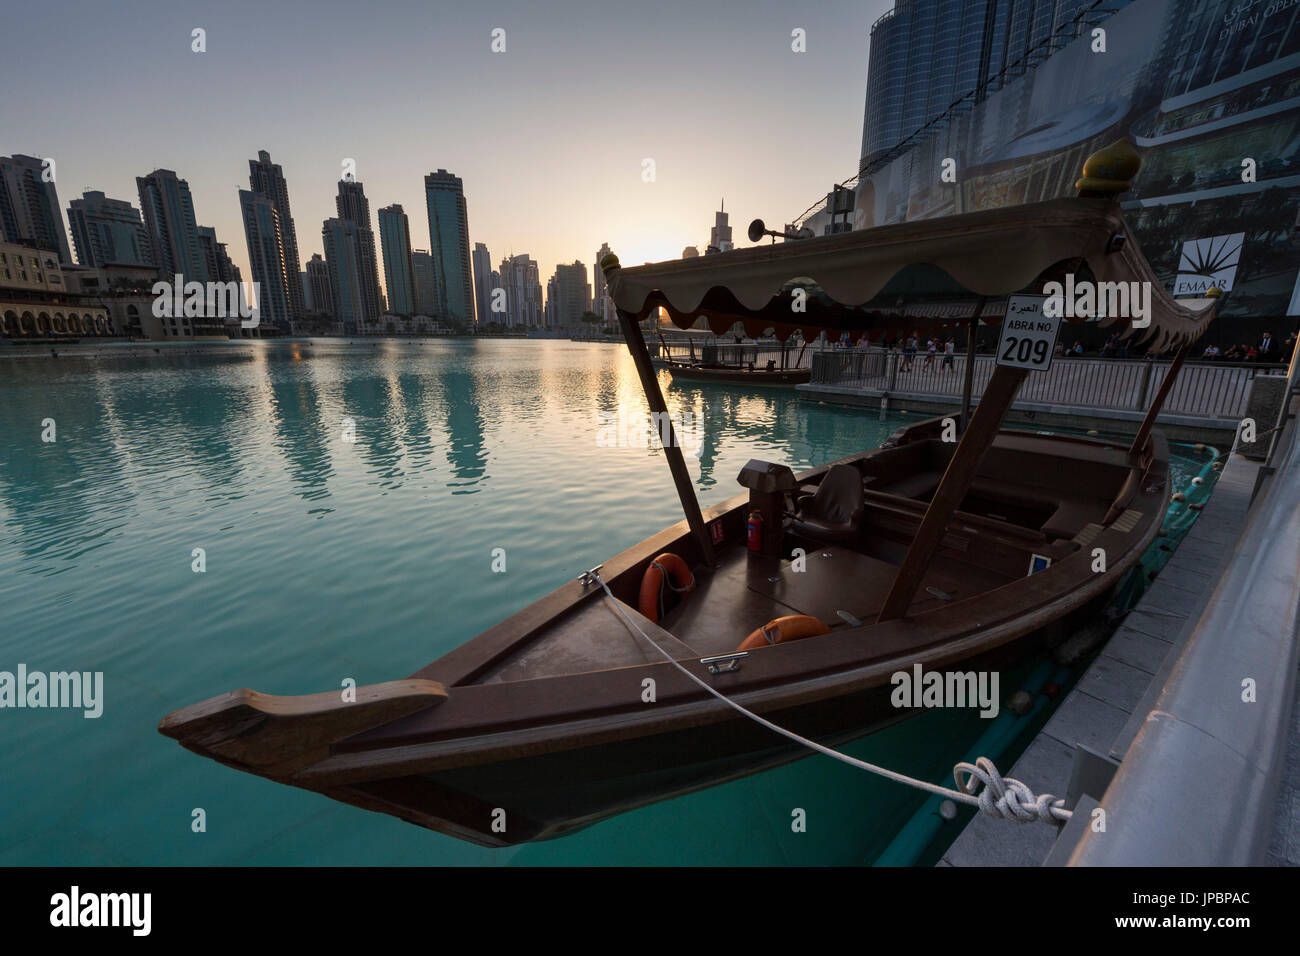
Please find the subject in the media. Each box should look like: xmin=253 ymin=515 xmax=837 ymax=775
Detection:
xmin=656 ymin=335 xmax=813 ymax=386
xmin=663 ymin=358 xmax=811 ymax=386
xmin=160 ymin=142 xmax=1218 ymax=847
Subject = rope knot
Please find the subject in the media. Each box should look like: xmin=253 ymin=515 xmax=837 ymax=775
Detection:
xmin=954 ymin=757 xmax=1070 ymax=824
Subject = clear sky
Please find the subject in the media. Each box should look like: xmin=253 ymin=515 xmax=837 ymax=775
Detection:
xmin=1 ymin=0 xmax=891 ymax=293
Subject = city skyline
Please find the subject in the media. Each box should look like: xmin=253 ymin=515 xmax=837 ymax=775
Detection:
xmin=0 ymin=0 xmax=886 ymax=303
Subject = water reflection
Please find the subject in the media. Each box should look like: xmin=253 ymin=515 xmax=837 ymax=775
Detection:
xmin=440 ymin=363 xmax=488 ymax=493
xmin=267 ymin=355 xmax=333 ymax=502
xmin=664 ymin=376 xmax=884 ymax=490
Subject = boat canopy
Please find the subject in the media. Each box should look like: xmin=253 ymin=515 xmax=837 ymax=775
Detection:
xmin=603 ymin=195 xmax=1217 ymax=353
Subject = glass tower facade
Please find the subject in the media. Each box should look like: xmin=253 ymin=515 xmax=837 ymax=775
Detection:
xmin=137 ymin=169 xmax=207 ymax=281
xmin=860 ymin=1 xmax=1134 ymax=167
xmin=334 ymin=180 xmax=382 ymax=324
xmin=424 ymin=169 xmax=475 ymax=327
xmin=248 ymin=150 xmax=304 ymax=321
xmin=67 ymin=190 xmax=152 ymax=267
xmin=378 ymin=204 xmax=416 ymax=316
xmin=322 ymin=217 xmax=366 ymax=334
xmin=0 ymin=154 xmax=72 ymax=262
xmin=239 ymin=190 xmax=292 ymax=331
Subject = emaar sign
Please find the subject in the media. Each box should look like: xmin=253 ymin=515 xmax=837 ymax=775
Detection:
xmin=1174 ymin=233 xmax=1244 ymax=295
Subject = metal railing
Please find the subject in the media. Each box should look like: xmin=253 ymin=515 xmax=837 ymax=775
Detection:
xmin=809 ymin=348 xmax=1281 ymax=420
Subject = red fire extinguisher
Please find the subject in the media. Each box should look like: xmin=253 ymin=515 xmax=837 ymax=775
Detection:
xmin=747 ymin=510 xmax=764 ymax=552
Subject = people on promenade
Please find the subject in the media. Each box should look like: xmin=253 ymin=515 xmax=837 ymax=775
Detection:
xmin=1257 ymin=331 xmax=1275 ymax=362
xmin=942 ymin=337 xmax=955 ymax=372
xmin=902 ymin=334 xmax=917 ymax=371
xmin=922 ymin=337 xmax=937 ymax=370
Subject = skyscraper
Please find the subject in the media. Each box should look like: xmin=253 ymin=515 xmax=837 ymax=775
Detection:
xmin=197 ymin=225 xmax=240 ymax=284
xmin=424 ymin=169 xmax=475 ymax=327
xmin=546 ymin=261 xmax=592 ymax=328
xmin=378 ymin=204 xmax=417 ymax=316
xmin=471 ymin=242 xmax=494 ymax=328
xmin=239 ymin=191 xmax=293 ymax=330
xmin=248 ymin=150 xmax=304 ymax=321
xmin=593 ymin=242 xmax=614 ymax=323
xmin=497 ymin=253 xmax=543 ymax=329
xmin=137 ymin=169 xmax=207 ymax=281
xmin=305 ymin=253 xmax=333 ymax=318
xmin=0 ymin=154 xmax=72 ymax=262
xmin=335 ymin=179 xmax=383 ymax=324
xmin=411 ymin=250 xmax=438 ymax=317
xmin=67 ymin=190 xmax=152 ymax=267
xmin=859 ymin=0 xmax=1132 ymax=167
xmin=706 ymin=201 xmax=732 ymax=254
xmin=322 ymin=217 xmax=367 ymax=333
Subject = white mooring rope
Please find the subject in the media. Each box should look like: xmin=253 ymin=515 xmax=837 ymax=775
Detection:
xmin=592 ymin=571 xmax=1071 ymax=825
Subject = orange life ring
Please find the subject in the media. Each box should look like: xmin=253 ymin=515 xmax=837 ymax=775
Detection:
xmin=638 ymin=552 xmax=695 ymax=622
xmin=736 ymin=614 xmax=829 ymax=651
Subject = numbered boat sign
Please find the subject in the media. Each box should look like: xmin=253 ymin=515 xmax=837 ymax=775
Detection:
xmin=997 ymin=295 xmax=1060 ymax=371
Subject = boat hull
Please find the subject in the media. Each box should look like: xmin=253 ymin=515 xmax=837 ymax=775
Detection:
xmin=664 ymin=363 xmax=811 ymax=386
xmin=328 ymin=596 xmax=1098 ymax=847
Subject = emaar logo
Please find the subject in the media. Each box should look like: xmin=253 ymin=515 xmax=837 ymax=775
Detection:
xmin=1175 ymin=233 xmax=1243 ymax=296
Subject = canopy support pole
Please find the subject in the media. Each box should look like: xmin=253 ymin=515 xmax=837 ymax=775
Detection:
xmin=1127 ymin=342 xmax=1190 ymax=458
xmin=617 ymin=309 xmax=717 ymax=566
xmin=878 ymin=364 xmax=1028 ymax=622
xmin=960 ymin=297 xmax=985 ymax=432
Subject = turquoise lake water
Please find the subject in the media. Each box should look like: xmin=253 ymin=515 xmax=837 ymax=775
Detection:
xmin=0 ymin=339 xmax=1209 ymax=865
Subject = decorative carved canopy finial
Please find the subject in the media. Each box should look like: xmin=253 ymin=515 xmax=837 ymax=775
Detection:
xmin=1076 ymin=139 xmax=1142 ymax=197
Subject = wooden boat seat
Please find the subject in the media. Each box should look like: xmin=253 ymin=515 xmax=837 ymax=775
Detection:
xmin=859 ymin=433 xmax=1128 ymax=517
xmin=876 ymin=470 xmax=942 ymax=500
xmin=853 ymin=433 xmax=1117 ymax=540
xmin=962 ymin=477 xmax=1109 ymax=541
xmin=857 ymin=440 xmax=948 ymax=500
xmin=478 ymin=595 xmax=699 ymax=683
xmin=1040 ymin=498 xmax=1110 ymax=540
